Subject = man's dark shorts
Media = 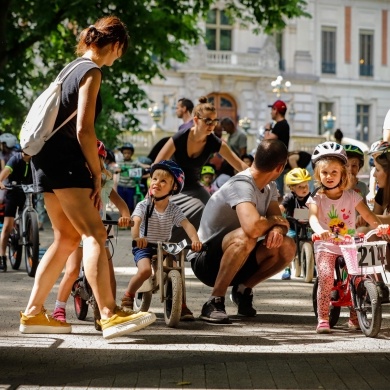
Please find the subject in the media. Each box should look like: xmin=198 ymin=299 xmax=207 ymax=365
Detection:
xmin=188 ymin=235 xmax=262 ymax=288
xmin=5 ymin=190 xmax=26 ymax=218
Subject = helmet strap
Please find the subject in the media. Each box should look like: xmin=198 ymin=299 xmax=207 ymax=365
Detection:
xmin=322 ymin=182 xmax=340 ymax=191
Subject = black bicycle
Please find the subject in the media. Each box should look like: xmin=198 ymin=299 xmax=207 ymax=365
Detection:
xmin=6 ymin=183 xmax=40 ymax=277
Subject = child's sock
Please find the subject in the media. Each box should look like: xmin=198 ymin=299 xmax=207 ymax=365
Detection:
xmin=55 ymin=300 xmax=66 ymax=310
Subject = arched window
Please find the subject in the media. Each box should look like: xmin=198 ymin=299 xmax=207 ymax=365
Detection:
xmin=207 ymin=93 xmax=237 ymax=123
xmin=205 ymin=9 xmax=233 ymax=51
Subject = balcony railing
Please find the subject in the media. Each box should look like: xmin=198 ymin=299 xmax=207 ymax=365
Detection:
xmin=205 ymin=50 xmax=278 ymax=71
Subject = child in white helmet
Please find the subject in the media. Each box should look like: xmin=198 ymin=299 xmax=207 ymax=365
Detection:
xmin=307 ymin=142 xmax=388 ymax=334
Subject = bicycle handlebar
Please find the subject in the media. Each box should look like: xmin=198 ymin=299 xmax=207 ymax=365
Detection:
xmin=312 ymin=228 xmax=389 ymax=243
xmin=132 ymin=240 xmax=207 ymax=251
xmin=102 ymin=219 xmax=119 ymax=226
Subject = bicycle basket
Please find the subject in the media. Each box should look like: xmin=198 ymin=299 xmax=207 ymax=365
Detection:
xmin=340 ymin=241 xmax=387 ymax=275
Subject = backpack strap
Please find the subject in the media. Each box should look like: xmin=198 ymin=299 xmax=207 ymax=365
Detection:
xmin=47 ymin=60 xmax=99 ymax=140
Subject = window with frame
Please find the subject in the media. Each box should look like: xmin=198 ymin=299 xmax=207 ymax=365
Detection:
xmin=359 ymin=30 xmax=374 ymax=77
xmin=356 ymin=104 xmax=370 ymax=142
xmin=321 ymin=27 xmax=336 ymax=74
xmin=205 ymin=9 xmax=232 ymax=51
xmin=318 ymin=102 xmax=334 ymax=135
xmin=275 ymin=32 xmax=285 ymax=71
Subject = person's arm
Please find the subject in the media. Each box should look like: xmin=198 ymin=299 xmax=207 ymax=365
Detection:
xmin=219 ymin=142 xmax=249 ymax=172
xmin=77 ymin=68 xmax=102 ymax=209
xmin=180 ymin=219 xmax=202 ymax=252
xmin=288 ymin=153 xmax=299 ymax=169
xmin=308 ymin=203 xmax=331 ymax=239
xmin=356 ymin=201 xmax=388 ymax=234
xmin=235 ymin=200 xmax=289 ymax=239
xmin=264 ymin=131 xmax=278 ymax=140
xmin=131 ymin=215 xmax=147 ymax=248
xmin=0 ymin=166 xmax=11 ymax=189
xmin=154 ymin=138 xmax=176 ymax=163
xmin=109 ymin=188 xmax=132 ymax=228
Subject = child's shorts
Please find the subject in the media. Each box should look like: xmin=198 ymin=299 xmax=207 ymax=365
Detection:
xmin=132 ymin=247 xmax=157 ymax=265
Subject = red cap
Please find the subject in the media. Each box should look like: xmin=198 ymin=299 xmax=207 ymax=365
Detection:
xmin=268 ymin=100 xmax=287 ymax=114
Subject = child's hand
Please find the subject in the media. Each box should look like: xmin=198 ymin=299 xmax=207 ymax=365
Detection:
xmin=191 ymin=241 xmax=203 ymax=252
xmin=134 ymin=237 xmax=148 ymax=249
xmin=376 ymin=224 xmax=390 ymax=236
xmin=319 ymin=230 xmax=332 ymax=241
xmin=118 ymin=216 xmax=132 ymax=228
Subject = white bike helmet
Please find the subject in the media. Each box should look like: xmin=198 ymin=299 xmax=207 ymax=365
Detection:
xmin=0 ymin=133 xmax=18 ymax=148
xmin=311 ymin=142 xmax=347 ymax=165
xmin=368 ymin=140 xmax=390 ymax=156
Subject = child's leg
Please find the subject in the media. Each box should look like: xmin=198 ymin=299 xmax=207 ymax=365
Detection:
xmin=316 ymin=251 xmax=337 ymax=322
xmin=125 ymin=258 xmax=152 ymax=295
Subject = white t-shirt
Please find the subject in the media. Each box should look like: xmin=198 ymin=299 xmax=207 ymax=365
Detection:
xmin=306 ymin=189 xmax=362 ymax=255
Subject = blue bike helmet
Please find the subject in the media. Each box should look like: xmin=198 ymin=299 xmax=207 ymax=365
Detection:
xmin=119 ymin=143 xmax=134 ymax=152
xmin=150 ymin=160 xmax=185 ymax=194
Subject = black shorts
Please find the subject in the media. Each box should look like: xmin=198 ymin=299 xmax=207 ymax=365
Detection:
xmin=189 ymin=235 xmax=261 ymax=288
xmin=4 ymin=190 xmax=26 ymax=218
xmin=32 ymin=154 xmax=93 ymax=193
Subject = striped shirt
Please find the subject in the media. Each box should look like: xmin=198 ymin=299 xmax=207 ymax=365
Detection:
xmin=132 ymin=199 xmax=186 ymax=242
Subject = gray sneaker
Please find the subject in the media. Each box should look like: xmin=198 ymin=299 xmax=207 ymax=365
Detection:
xmin=199 ymin=297 xmax=230 ymax=324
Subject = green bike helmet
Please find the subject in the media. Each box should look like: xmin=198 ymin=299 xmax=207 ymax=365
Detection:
xmin=344 ymin=144 xmax=364 ymax=168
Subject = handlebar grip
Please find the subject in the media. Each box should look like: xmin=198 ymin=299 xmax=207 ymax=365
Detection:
xmin=102 ymin=219 xmax=118 ymax=226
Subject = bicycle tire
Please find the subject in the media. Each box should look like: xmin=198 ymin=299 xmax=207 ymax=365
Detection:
xmin=8 ymin=227 xmax=22 ymax=270
xmin=24 ymin=212 xmax=39 ymax=277
xmin=302 ymin=242 xmax=315 ymax=283
xmin=164 ymin=270 xmax=182 ymax=328
xmin=293 ymin=242 xmax=303 ymax=277
xmin=133 ymin=291 xmax=153 ymax=312
xmin=356 ymin=279 xmax=382 ymax=338
xmin=90 ymin=295 xmax=102 ymax=331
xmin=72 ymin=279 xmax=89 ymax=320
xmin=312 ymin=278 xmax=341 ymax=328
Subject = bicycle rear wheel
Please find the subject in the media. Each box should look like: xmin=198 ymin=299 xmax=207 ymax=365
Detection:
xmin=355 ymin=279 xmax=382 ymax=337
xmin=301 ymin=242 xmax=315 ymax=283
xmin=164 ymin=270 xmax=182 ymax=328
xmin=24 ymin=212 xmax=39 ymax=277
xmin=8 ymin=226 xmax=22 ymax=270
xmin=312 ymin=278 xmax=341 ymax=328
xmin=71 ymin=279 xmax=89 ymax=320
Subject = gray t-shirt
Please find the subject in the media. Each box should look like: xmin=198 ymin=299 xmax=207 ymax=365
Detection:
xmin=228 ymin=129 xmax=247 ymax=156
xmin=196 ymin=169 xmax=278 ymax=244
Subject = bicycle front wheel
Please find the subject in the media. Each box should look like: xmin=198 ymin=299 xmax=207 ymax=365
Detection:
xmin=8 ymin=227 xmax=22 ymax=270
xmin=301 ymin=242 xmax=315 ymax=283
xmin=356 ymin=279 xmax=382 ymax=338
xmin=24 ymin=212 xmax=39 ymax=277
xmin=164 ymin=270 xmax=183 ymax=328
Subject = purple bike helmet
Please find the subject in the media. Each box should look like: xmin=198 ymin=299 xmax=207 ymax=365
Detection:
xmin=150 ymin=160 xmax=185 ymax=194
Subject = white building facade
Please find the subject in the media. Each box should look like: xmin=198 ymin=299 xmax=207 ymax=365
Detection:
xmin=131 ymin=0 xmax=390 ymax=153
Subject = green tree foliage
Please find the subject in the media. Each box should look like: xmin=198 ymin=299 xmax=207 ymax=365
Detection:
xmin=0 ymin=0 xmax=309 ymax=147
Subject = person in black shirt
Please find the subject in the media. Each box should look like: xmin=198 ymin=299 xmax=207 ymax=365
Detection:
xmin=0 ymin=152 xmax=32 ymax=271
xmin=265 ymin=100 xmax=290 ymax=199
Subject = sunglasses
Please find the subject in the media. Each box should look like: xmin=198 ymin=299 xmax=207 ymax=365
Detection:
xmin=198 ymin=117 xmax=219 ymax=126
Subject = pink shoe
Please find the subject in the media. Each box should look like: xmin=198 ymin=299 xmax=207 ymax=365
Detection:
xmin=52 ymin=307 xmax=67 ymax=323
xmin=316 ymin=320 xmax=331 ymax=334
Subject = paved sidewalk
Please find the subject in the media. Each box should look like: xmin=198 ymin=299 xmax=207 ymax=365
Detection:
xmin=0 ymin=223 xmax=389 ymax=389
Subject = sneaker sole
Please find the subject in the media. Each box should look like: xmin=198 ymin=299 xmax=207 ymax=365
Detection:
xmin=19 ymin=324 xmax=72 ymax=334
xmin=199 ymin=315 xmax=231 ymax=324
xmin=103 ymin=312 xmax=156 ymax=340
